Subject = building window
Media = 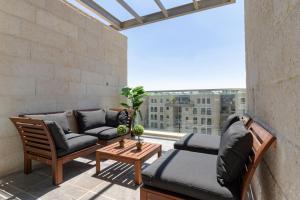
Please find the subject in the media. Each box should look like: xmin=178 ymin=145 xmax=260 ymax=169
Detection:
xmin=150 ymin=107 xmax=153 ymax=112
xmin=166 ymin=99 xmax=170 ymax=102
xmin=160 ymin=99 xmax=163 ymax=103
xmin=166 ymin=107 xmax=169 ymax=110
xmin=207 ymin=118 xmax=212 ymax=125
xmin=197 ymin=98 xmax=200 ymax=104
xmin=193 ymin=127 xmax=198 ymax=133
xmin=202 ymin=98 xmax=205 ymax=104
xmin=207 ymin=128 xmax=212 ymax=135
xmin=154 ymin=123 xmax=158 ymax=128
xmin=160 ymin=115 xmax=163 ymax=121
xmin=201 ymin=128 xmax=206 ymax=134
xmin=201 ymin=118 xmax=206 ymax=125
xmin=160 ymin=123 xmax=164 ymax=129
xmin=185 ymin=107 xmax=189 ymax=111
xmin=207 ymin=98 xmax=211 ymax=104
xmin=193 ymin=108 xmax=197 ymax=114
xmin=207 ymin=108 xmax=212 ymax=115
xmin=150 ymin=114 xmax=154 ymax=120
xmin=201 ymin=108 xmax=206 ymax=115
xmin=160 ymin=107 xmax=163 ymax=112
xmin=186 ymin=117 xmax=189 ymax=120
xmin=241 ymin=98 xmax=246 ymax=104
xmin=166 ymin=115 xmax=169 ymax=119
xmin=193 ymin=117 xmax=197 ymax=124
xmin=154 ymin=107 xmax=157 ymax=112
xmin=154 ymin=114 xmax=157 ymax=120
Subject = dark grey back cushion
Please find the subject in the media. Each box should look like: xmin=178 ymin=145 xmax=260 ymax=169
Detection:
xmin=45 ymin=121 xmax=69 ymax=150
xmin=217 ymin=121 xmax=253 ymax=186
xmin=76 ymin=109 xmax=106 ymax=132
xmin=105 ymin=110 xmax=119 ymax=127
xmin=24 ymin=112 xmax=70 ymax=134
xmin=220 ymin=114 xmax=240 ymax=135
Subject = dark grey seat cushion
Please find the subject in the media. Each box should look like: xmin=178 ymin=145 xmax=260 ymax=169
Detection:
xmin=217 ymin=121 xmax=253 ymax=186
xmin=84 ymin=126 xmax=119 ymax=140
xmin=142 ymin=150 xmax=240 ymax=200
xmin=174 ymin=133 xmax=220 ymax=154
xmin=44 ymin=121 xmax=68 ymax=150
xmin=76 ymin=109 xmax=106 ymax=132
xmin=57 ymin=133 xmax=98 ymax=157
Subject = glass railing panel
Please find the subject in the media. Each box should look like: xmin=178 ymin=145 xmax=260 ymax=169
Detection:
xmin=136 ymin=89 xmax=247 ymax=136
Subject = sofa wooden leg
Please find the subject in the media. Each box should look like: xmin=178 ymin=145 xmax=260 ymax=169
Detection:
xmin=53 ymin=160 xmax=63 ymax=185
xmin=24 ymin=154 xmax=32 ymax=174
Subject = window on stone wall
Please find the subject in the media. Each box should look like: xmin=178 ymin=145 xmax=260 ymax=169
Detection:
xmin=193 ymin=117 xmax=197 ymax=124
xmin=207 ymin=108 xmax=212 ymax=115
xmin=207 ymin=118 xmax=212 ymax=125
xmin=193 ymin=127 xmax=198 ymax=133
xmin=201 ymin=108 xmax=206 ymax=115
xmin=193 ymin=108 xmax=197 ymax=114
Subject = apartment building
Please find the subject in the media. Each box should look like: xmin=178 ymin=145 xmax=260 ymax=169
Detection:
xmin=142 ymin=89 xmax=246 ymax=136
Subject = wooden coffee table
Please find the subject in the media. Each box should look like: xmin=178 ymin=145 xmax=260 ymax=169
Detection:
xmin=96 ymin=139 xmax=162 ymax=185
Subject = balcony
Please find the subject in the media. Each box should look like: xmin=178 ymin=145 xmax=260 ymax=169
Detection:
xmin=0 ymin=0 xmax=298 ymax=200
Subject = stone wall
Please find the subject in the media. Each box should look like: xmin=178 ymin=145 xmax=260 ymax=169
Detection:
xmin=0 ymin=0 xmax=127 ymax=176
xmin=245 ymin=1 xmax=300 ymax=200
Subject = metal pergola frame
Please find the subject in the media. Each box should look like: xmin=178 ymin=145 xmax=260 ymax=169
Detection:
xmin=76 ymin=0 xmax=236 ymax=31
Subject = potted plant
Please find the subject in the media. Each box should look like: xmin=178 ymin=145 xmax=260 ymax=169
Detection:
xmin=120 ymin=86 xmax=148 ymax=129
xmin=132 ymin=124 xmax=144 ymax=151
xmin=117 ymin=125 xmax=128 ymax=148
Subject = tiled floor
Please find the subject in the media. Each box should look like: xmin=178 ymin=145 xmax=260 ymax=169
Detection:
xmin=0 ymin=137 xmax=176 ymax=200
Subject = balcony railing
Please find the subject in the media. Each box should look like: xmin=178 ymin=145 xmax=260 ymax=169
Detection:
xmin=137 ymin=89 xmax=247 ymax=138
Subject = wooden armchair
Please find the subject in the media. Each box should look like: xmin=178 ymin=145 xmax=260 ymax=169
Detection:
xmin=10 ymin=117 xmax=100 ymax=185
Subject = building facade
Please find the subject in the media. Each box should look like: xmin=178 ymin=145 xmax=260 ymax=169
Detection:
xmin=140 ymin=89 xmax=246 ymax=136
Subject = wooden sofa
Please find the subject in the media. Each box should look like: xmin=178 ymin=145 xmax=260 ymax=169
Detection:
xmin=140 ymin=118 xmax=276 ymax=200
xmin=10 ymin=108 xmax=132 ymax=185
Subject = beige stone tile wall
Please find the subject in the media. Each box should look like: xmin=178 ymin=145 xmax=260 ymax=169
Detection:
xmin=0 ymin=0 xmax=127 ymax=176
xmin=245 ymin=1 xmax=300 ymax=200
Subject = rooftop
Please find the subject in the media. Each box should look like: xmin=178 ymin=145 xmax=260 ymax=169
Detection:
xmin=0 ymin=137 xmax=175 ymax=200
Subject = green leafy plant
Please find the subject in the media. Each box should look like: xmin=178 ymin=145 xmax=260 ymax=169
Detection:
xmin=120 ymin=86 xmax=148 ymax=128
xmin=132 ymin=124 xmax=144 ymax=142
xmin=117 ymin=125 xmax=128 ymax=136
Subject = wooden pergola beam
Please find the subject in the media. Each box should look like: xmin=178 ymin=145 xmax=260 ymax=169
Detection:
xmin=116 ymin=0 xmax=143 ymax=24
xmin=121 ymin=0 xmax=235 ymax=30
xmin=154 ymin=0 xmax=168 ymax=18
xmin=77 ymin=0 xmax=121 ymax=30
xmin=193 ymin=0 xmax=199 ymax=9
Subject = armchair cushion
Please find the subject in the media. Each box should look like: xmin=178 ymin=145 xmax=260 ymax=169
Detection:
xmin=84 ymin=126 xmax=119 ymax=140
xmin=45 ymin=121 xmax=68 ymax=150
xmin=174 ymin=133 xmax=220 ymax=154
xmin=24 ymin=112 xmax=70 ymax=134
xmin=105 ymin=110 xmax=119 ymax=127
xmin=142 ymin=150 xmax=240 ymax=200
xmin=217 ymin=121 xmax=253 ymax=186
xmin=56 ymin=133 xmax=98 ymax=157
xmin=76 ymin=109 xmax=106 ymax=132
xmin=220 ymin=114 xmax=240 ymax=135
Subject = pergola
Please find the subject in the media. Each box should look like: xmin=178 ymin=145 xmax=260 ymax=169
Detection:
xmin=77 ymin=0 xmax=235 ymax=31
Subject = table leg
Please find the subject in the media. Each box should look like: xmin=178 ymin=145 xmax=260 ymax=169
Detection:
xmin=158 ymin=147 xmax=162 ymax=158
xmin=96 ymin=153 xmax=101 ymax=174
xmin=134 ymin=161 xmax=142 ymax=185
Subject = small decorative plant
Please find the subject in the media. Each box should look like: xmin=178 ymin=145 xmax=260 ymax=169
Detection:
xmin=117 ymin=125 xmax=128 ymax=148
xmin=132 ymin=124 xmax=144 ymax=150
xmin=120 ymin=86 xmax=148 ymax=129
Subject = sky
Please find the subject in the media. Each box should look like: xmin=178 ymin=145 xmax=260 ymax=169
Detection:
xmin=68 ymin=0 xmax=245 ymax=91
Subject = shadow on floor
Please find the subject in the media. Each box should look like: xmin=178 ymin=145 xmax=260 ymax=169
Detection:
xmin=92 ymin=161 xmax=150 ymax=190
